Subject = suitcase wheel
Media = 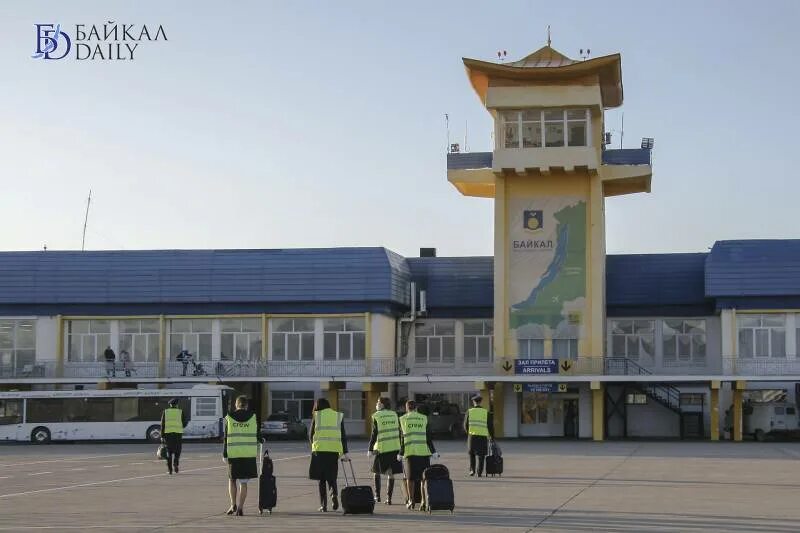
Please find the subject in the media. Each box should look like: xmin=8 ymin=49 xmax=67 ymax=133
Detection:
xmin=258 ymin=508 xmax=263 ymax=515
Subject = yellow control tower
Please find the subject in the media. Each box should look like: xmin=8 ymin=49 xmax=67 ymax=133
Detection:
xmin=447 ymin=43 xmax=652 ymax=439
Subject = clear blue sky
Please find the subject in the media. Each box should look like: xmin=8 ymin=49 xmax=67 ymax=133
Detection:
xmin=1 ymin=1 xmax=798 ymax=257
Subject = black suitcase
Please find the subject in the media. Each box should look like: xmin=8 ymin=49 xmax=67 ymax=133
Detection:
xmin=340 ymin=458 xmax=375 ymax=515
xmin=258 ymin=445 xmax=277 ymax=514
xmin=422 ymin=464 xmax=455 ymax=514
xmin=485 ymin=455 xmax=503 ymax=477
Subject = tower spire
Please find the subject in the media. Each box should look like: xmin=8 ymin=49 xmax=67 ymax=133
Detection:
xmin=547 ymin=25 xmax=551 ymax=47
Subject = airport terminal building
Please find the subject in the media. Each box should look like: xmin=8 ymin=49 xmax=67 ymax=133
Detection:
xmin=2 ymin=44 xmax=799 ymax=442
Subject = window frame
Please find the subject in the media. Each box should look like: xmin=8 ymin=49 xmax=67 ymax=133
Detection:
xmin=414 ymin=320 xmax=456 ymax=365
xmin=737 ymin=314 xmax=786 ymax=359
xmin=609 ymin=319 xmax=655 ymax=361
xmin=270 ymin=319 xmax=315 ymax=362
xmin=662 ymin=319 xmax=707 ymax=363
xmin=0 ymin=319 xmax=36 ymax=373
xmin=220 ymin=318 xmax=262 ymax=362
xmin=323 ymin=318 xmax=366 ymax=361
xmin=463 ymin=320 xmax=494 ymax=365
xmin=501 ymin=108 xmax=590 ymax=149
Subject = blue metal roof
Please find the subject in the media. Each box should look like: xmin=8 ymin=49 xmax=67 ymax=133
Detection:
xmin=407 ymin=257 xmax=493 ymax=317
xmin=706 ymin=240 xmax=800 ymax=298
xmin=446 ymin=149 xmax=652 ymax=171
xmin=447 ymin=152 xmax=492 ymax=170
xmin=0 ymin=248 xmax=410 ymax=308
xmin=606 ymin=253 xmax=711 ymax=316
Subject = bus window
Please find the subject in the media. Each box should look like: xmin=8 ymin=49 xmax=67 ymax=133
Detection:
xmin=0 ymin=399 xmax=22 ymax=425
xmin=195 ymin=397 xmax=217 ymax=417
xmin=27 ymin=399 xmax=64 ymax=423
xmin=114 ymin=397 xmax=139 ymax=422
xmin=138 ymin=397 xmax=170 ymax=421
xmin=86 ymin=398 xmax=114 ymax=422
xmin=63 ymin=399 xmax=88 ymax=422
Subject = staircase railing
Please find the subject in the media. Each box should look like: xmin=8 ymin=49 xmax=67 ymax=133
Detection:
xmin=605 ymin=357 xmax=682 ymax=413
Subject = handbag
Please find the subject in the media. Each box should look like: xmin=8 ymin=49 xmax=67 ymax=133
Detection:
xmin=156 ymin=444 xmax=168 ymax=460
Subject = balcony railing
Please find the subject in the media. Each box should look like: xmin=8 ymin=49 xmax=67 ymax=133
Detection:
xmin=5 ymin=356 xmax=800 ymax=380
xmin=446 ymin=148 xmax=652 ymax=172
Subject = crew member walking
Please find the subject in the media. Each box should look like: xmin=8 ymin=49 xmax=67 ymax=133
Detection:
xmin=399 ymin=400 xmax=438 ymax=511
xmin=464 ymin=394 xmax=494 ymax=477
xmin=160 ymin=398 xmax=188 ymax=475
xmin=309 ymin=397 xmax=349 ymax=512
xmin=368 ymin=397 xmax=402 ymax=505
xmin=223 ymin=395 xmax=259 ymax=516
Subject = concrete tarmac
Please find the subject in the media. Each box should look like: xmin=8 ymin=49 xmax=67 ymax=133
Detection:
xmin=1 ymin=440 xmax=800 ymax=532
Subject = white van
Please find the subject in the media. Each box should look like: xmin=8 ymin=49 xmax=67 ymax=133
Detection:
xmin=744 ymin=402 xmax=800 ymax=441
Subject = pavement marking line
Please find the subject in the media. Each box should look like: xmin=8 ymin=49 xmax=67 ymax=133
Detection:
xmin=0 ymin=476 xmax=10 ymax=480
xmin=130 ymin=462 xmax=145 ymax=465
xmin=0 ymin=452 xmax=152 ymax=468
xmin=102 ymin=465 xmax=119 ymax=468
xmin=68 ymin=468 xmax=86 ymax=472
xmin=28 ymin=472 xmax=52 ymax=476
xmin=0 ymin=453 xmax=309 ymax=500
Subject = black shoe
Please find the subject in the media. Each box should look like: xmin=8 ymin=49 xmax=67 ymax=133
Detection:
xmin=468 ymin=470 xmax=475 ymax=477
xmin=174 ymin=466 xmax=179 ymax=474
xmin=225 ymin=505 xmax=237 ymax=515
xmin=477 ymin=473 xmax=483 ymax=478
xmin=406 ymin=502 xmax=415 ymax=510
xmin=236 ymin=508 xmax=243 ymax=516
xmin=384 ymin=498 xmax=392 ymax=505
xmin=331 ymin=496 xmax=339 ymax=511
xmin=168 ymin=469 xmax=173 ymax=475
xmin=374 ymin=496 xmax=381 ymax=503
xmin=318 ymin=506 xmax=327 ymax=512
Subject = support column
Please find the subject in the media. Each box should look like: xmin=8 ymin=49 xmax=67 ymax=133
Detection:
xmin=158 ymin=315 xmax=166 ymax=381
xmin=591 ymin=381 xmax=604 ymax=441
xmin=710 ymin=380 xmax=720 ymax=441
xmin=55 ymin=315 xmax=64 ymax=379
xmin=321 ymin=381 xmax=345 ymax=411
xmin=493 ymin=382 xmax=505 ymax=438
xmin=363 ymin=382 xmax=389 ymax=436
xmin=733 ymin=380 xmax=745 ymax=442
xmin=474 ymin=380 xmax=490 ymax=405
xmin=260 ymin=383 xmax=270 ymax=421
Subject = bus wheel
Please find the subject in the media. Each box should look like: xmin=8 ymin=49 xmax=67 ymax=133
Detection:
xmin=146 ymin=425 xmax=161 ymax=443
xmin=31 ymin=427 xmax=51 ymax=444
xmin=755 ymin=429 xmax=766 ymax=442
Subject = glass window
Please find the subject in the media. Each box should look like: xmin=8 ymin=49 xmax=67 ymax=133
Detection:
xmin=169 ymin=319 xmax=213 ymax=361
xmin=0 ymin=399 xmax=22 ymax=425
xmin=27 ymin=399 xmax=64 ymax=423
xmin=66 ymin=320 xmax=109 ymax=362
xmin=567 ymin=109 xmax=587 ymax=147
xmin=138 ymin=397 xmax=171 ymax=421
xmin=270 ymin=319 xmax=315 ymax=361
xmin=220 ymin=318 xmax=262 ymax=361
xmin=680 ymin=393 xmax=704 ymax=407
xmin=323 ymin=318 xmax=366 ymax=361
xmin=271 ymin=391 xmax=314 ymax=419
xmin=521 ymin=392 xmax=550 ymax=424
xmin=663 ymin=320 xmax=706 ymax=363
xmin=518 ymin=338 xmax=545 ymax=357
xmin=625 ymin=393 xmax=647 ymax=405
xmin=338 ymin=391 xmax=365 ymax=420
xmin=195 ymin=397 xmax=218 ymax=417
xmin=609 ymin=320 xmax=655 ymax=361
xmin=502 ymin=111 xmax=519 ymax=148
xmin=521 ymin=110 xmax=542 ymax=148
xmin=553 ymin=338 xmax=578 ymax=360
xmin=119 ymin=320 xmax=160 ymax=363
xmin=414 ymin=321 xmax=455 ymax=364
xmin=737 ymin=314 xmax=786 ymax=358
xmin=464 ymin=320 xmax=493 ymax=364
xmin=0 ymin=320 xmax=37 ymax=372
xmin=114 ymin=398 xmax=139 ymax=422
xmin=544 ymin=110 xmax=565 ymax=147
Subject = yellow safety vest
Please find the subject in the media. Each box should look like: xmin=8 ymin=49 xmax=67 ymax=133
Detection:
xmin=164 ymin=407 xmax=183 ymax=435
xmin=400 ymin=411 xmax=431 ymax=457
xmin=225 ymin=414 xmax=258 ymax=459
xmin=467 ymin=407 xmax=489 ymax=437
xmin=372 ymin=409 xmax=401 ymax=453
xmin=312 ymin=408 xmax=344 ymax=454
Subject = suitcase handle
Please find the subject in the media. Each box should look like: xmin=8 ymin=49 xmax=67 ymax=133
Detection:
xmin=340 ymin=457 xmax=359 ymax=487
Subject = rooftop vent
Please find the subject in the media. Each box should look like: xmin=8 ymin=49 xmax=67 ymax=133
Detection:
xmin=419 ymin=248 xmax=437 ymax=258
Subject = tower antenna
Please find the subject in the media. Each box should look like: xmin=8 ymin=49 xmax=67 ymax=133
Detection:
xmin=81 ymin=189 xmax=92 ymax=251
xmin=547 ymin=25 xmax=551 ymax=47
xmin=445 ymin=113 xmax=450 ymax=153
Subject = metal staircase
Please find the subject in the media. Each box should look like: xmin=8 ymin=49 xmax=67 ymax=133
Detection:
xmin=604 ymin=357 xmax=682 ymax=413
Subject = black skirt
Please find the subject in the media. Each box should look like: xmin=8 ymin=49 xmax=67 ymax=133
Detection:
xmin=371 ymin=452 xmax=402 ymax=475
xmin=228 ymin=457 xmax=258 ymax=480
xmin=403 ymin=456 xmax=430 ymax=481
xmin=309 ymin=451 xmax=339 ymax=482
xmin=468 ymin=434 xmax=489 ymax=456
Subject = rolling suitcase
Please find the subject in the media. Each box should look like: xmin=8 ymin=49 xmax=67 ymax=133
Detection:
xmin=486 ymin=440 xmax=503 ymax=477
xmin=258 ymin=443 xmax=277 ymax=515
xmin=340 ymin=458 xmax=375 ymax=515
xmin=422 ymin=464 xmax=454 ymax=514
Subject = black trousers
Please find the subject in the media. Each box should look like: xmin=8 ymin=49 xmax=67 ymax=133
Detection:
xmin=469 ymin=453 xmax=485 ymax=476
xmin=318 ymin=479 xmax=338 ymax=508
xmin=164 ymin=434 xmax=182 ymax=472
xmin=374 ymin=474 xmax=395 ymax=500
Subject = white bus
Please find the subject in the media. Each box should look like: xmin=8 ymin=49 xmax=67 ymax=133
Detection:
xmin=0 ymin=385 xmax=233 ymax=443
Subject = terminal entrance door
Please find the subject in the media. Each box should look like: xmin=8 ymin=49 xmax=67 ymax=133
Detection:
xmin=519 ymin=392 xmax=579 ymax=437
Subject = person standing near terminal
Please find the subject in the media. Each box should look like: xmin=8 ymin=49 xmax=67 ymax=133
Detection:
xmin=368 ymin=397 xmax=402 ymax=504
xmin=464 ymin=394 xmax=494 ymax=477
xmin=309 ymin=397 xmax=349 ymax=512
xmin=223 ymin=395 xmax=259 ymax=516
xmin=103 ymin=346 xmax=116 ymax=377
xmin=160 ymin=398 xmax=188 ymax=475
xmin=398 ymin=400 xmax=438 ymax=510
